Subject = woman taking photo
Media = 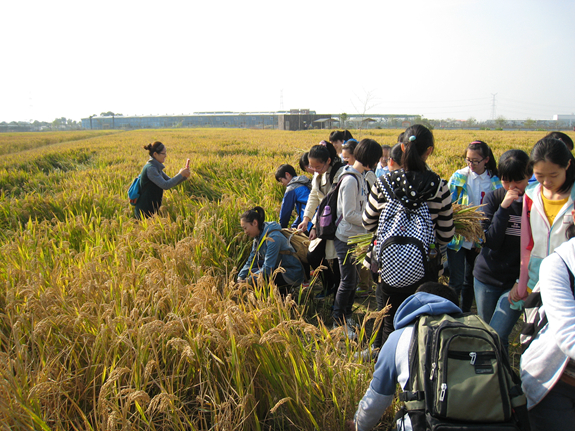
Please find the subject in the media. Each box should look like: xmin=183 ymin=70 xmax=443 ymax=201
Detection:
xmin=135 ymin=141 xmax=190 ymax=219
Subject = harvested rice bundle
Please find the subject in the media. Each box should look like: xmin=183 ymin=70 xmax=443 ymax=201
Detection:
xmin=452 ymin=203 xmax=487 ymax=244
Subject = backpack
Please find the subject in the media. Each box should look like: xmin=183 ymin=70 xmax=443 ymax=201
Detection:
xmin=520 ymin=254 xmax=575 ymax=353
xmin=279 ymin=228 xmax=310 ymax=264
xmin=373 ymin=175 xmax=438 ymax=290
xmin=128 ymin=165 xmax=150 ymax=206
xmin=315 ymin=173 xmax=358 ymax=240
xmin=396 ymin=313 xmax=529 ymax=431
xmin=128 ymin=177 xmax=141 ymax=205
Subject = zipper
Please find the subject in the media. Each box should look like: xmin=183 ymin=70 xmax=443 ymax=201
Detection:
xmin=439 ymin=383 xmax=447 ymax=402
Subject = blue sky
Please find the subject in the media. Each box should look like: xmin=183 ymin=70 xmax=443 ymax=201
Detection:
xmin=2 ymin=0 xmax=574 ymax=122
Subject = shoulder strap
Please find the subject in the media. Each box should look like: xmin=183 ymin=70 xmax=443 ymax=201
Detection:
xmin=139 ymin=163 xmax=151 ymax=190
xmin=328 ymin=161 xmax=344 ymax=185
xmin=398 ymin=317 xmax=424 ymax=402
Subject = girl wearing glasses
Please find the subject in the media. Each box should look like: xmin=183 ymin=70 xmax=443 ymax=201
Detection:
xmin=446 ymin=141 xmax=501 ymax=311
xmin=135 ymin=141 xmax=190 ymax=219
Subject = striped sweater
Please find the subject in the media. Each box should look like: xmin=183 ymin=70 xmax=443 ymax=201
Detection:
xmin=363 ymin=171 xmax=455 ymax=246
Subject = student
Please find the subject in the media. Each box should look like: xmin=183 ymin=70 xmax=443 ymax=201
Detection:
xmin=527 ymin=132 xmax=573 ymax=184
xmin=387 ymin=142 xmax=403 ymax=172
xmin=473 ymin=149 xmax=532 ymax=352
xmin=544 ymin=131 xmax=573 ymax=150
xmin=447 ymin=140 xmax=501 ymax=312
xmin=329 ymin=130 xmax=354 ymax=156
xmin=521 ymin=220 xmax=575 ymax=430
xmin=374 ymin=144 xmax=391 ymax=178
xmin=341 ymin=139 xmax=358 ymax=165
xmin=299 ymin=152 xmax=315 ymax=174
xmin=297 ymin=141 xmax=345 ymax=298
xmin=275 ymin=164 xmax=312 ymax=230
xmin=237 ymin=206 xmax=304 ymax=293
xmin=350 ymin=282 xmax=461 ymax=431
xmin=332 ymin=139 xmax=382 ymax=338
xmin=515 ymin=137 xmax=575 ymax=303
xmin=363 ymin=125 xmax=455 ymax=352
xmin=135 ymin=141 xmax=190 ymax=219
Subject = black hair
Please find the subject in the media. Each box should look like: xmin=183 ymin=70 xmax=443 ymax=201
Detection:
xmin=354 ymin=139 xmax=383 ymax=170
xmin=299 ymin=152 xmax=310 ymax=172
xmin=390 ymin=143 xmax=404 ymax=164
xmin=530 ymin=137 xmax=575 ymax=194
xmin=416 ymin=282 xmax=459 ymax=306
xmin=466 ymin=141 xmax=498 ymax=177
xmin=329 ymin=130 xmax=354 ymax=142
xmin=143 ymin=141 xmax=165 ymax=156
xmin=342 ymin=139 xmax=358 ymax=154
xmin=400 ymin=124 xmax=435 ymax=172
xmin=498 ymin=149 xmax=532 ymax=182
xmin=544 ymin=132 xmax=574 ymax=151
xmin=397 ymin=132 xmax=405 ymax=143
xmin=275 ymin=164 xmax=297 ymax=182
xmin=308 ymin=141 xmax=340 ymax=166
xmin=240 ymin=206 xmax=265 ymax=232
xmin=567 ymin=223 xmax=575 ymax=240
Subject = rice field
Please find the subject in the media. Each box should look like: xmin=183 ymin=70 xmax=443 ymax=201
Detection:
xmin=0 ymin=128 xmax=567 ymax=430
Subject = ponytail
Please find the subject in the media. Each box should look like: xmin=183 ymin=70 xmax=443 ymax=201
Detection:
xmin=143 ymin=141 xmax=164 ymax=156
xmin=400 ymin=125 xmax=435 ymax=172
xmin=240 ymin=206 xmax=266 ymax=232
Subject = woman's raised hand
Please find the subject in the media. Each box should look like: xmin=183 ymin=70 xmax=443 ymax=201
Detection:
xmin=179 ymin=159 xmax=191 ymax=178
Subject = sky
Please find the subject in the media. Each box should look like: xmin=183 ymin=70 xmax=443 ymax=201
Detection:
xmin=2 ymin=0 xmax=574 ymax=123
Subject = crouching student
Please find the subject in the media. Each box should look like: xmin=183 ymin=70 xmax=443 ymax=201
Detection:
xmin=275 ymin=164 xmax=312 ymax=230
xmin=521 ymin=217 xmax=575 ymax=431
xmin=237 ymin=206 xmax=304 ymax=295
xmin=350 ymin=282 xmax=461 ymax=431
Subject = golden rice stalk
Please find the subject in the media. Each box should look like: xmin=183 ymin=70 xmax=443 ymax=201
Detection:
xmin=452 ymin=203 xmax=487 ymax=244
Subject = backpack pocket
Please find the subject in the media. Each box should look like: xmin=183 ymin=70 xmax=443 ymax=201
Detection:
xmin=431 ymin=331 xmax=511 ymax=423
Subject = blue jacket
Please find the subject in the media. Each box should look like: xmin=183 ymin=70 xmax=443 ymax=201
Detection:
xmin=238 ymin=221 xmax=304 ymax=285
xmin=354 ymin=293 xmax=461 ymax=431
xmin=279 ymin=176 xmax=312 ymax=229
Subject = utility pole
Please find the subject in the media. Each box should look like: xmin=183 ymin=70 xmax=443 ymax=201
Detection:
xmin=491 ymin=93 xmax=497 ymax=120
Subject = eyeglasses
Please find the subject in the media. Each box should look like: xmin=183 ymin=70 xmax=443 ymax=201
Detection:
xmin=159 ymin=151 xmax=167 ymax=155
xmin=465 ymin=157 xmax=485 ymax=166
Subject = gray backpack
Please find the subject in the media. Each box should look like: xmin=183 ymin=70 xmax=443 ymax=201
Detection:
xmin=395 ymin=313 xmax=529 ymax=430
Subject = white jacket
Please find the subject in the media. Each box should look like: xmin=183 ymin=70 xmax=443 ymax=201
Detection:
xmin=520 ymin=237 xmax=575 ymax=409
xmin=335 ymin=166 xmax=368 ymax=243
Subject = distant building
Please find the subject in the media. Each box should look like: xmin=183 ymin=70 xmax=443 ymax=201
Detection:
xmin=553 ymin=114 xmax=575 ymax=127
xmin=81 ymin=110 xmax=331 ymax=131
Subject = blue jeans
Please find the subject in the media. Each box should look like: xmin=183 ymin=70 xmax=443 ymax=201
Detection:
xmin=447 ymin=247 xmax=477 ymax=312
xmin=333 ymin=238 xmax=358 ymax=324
xmin=474 ymin=278 xmax=521 ymax=352
xmin=529 ymin=380 xmax=575 ymax=431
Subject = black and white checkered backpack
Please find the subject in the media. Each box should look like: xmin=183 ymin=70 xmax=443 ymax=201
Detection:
xmin=374 ymin=175 xmax=436 ymax=290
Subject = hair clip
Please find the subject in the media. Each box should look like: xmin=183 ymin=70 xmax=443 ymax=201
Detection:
xmin=319 ymin=140 xmax=328 ymax=146
xmin=409 ymin=135 xmax=416 ymax=142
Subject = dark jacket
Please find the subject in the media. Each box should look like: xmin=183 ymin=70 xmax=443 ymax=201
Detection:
xmin=135 ymin=158 xmax=186 ymax=219
xmin=473 ymin=187 xmax=522 ymax=289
